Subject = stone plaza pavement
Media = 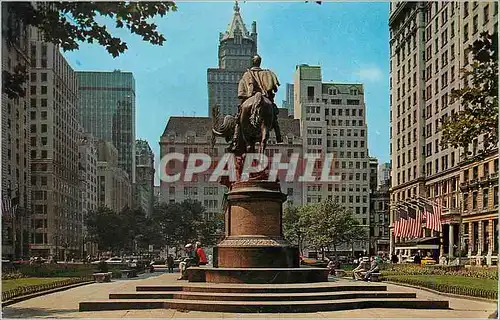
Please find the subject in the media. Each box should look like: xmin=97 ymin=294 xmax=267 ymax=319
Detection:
xmin=2 ymin=272 xmax=497 ymax=319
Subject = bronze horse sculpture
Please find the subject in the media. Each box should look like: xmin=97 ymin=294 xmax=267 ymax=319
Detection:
xmin=212 ymin=55 xmax=281 ymax=157
xmin=212 ymin=92 xmax=276 ymax=156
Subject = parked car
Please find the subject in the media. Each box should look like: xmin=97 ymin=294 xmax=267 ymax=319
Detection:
xmin=105 ymin=257 xmax=125 ymax=265
xmin=403 ymin=256 xmax=415 ymax=264
xmin=421 ymin=257 xmax=437 ymax=265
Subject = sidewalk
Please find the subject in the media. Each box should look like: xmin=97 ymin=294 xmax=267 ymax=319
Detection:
xmin=2 ymin=272 xmax=496 ymax=318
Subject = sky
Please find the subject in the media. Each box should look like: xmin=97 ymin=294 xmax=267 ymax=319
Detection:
xmin=63 ymin=1 xmax=391 ymax=184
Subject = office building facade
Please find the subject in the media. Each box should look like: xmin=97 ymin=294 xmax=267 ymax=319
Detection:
xmin=294 ymin=64 xmax=371 ymax=254
xmin=96 ymin=140 xmax=132 ymax=212
xmin=28 ymin=37 xmax=82 ymax=260
xmin=77 ymin=70 xmax=136 ymax=181
xmin=389 ymin=2 xmax=498 ymax=264
xmin=134 ymin=139 xmax=155 ymax=216
xmin=1 ymin=3 xmax=32 ymax=258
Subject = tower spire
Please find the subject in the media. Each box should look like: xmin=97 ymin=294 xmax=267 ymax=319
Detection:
xmin=222 ymin=0 xmax=251 ymax=41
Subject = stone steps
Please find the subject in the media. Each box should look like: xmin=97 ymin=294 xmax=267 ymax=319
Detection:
xmin=109 ymin=291 xmax=417 ymax=301
xmin=79 ymin=297 xmax=450 ymax=313
xmin=79 ymin=282 xmax=450 ymax=313
xmin=136 ymin=284 xmax=388 ymax=293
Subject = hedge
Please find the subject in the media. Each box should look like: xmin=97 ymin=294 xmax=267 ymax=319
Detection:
xmin=2 ymin=277 xmax=92 ymax=302
xmin=2 ymin=263 xmax=142 ymax=279
xmin=382 ymin=275 xmax=498 ymax=300
xmin=381 ymin=264 xmax=498 ymax=280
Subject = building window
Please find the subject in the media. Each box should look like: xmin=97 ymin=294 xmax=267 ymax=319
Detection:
xmin=483 ymin=189 xmax=489 ymax=209
xmin=472 ymin=191 xmax=478 ymax=210
xmin=473 ymin=15 xmax=478 ymax=34
xmin=307 ymin=86 xmax=314 ymax=98
xmin=494 ymin=186 xmax=499 ymax=206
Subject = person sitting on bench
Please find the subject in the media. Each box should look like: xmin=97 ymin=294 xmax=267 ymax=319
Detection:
xmin=363 ymin=256 xmax=380 ymax=282
xmin=178 ymin=243 xmax=197 ymax=280
xmin=352 ymin=257 xmax=369 ymax=280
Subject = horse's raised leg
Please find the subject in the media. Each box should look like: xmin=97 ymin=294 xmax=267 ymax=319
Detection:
xmin=259 ymin=123 xmax=269 ymax=155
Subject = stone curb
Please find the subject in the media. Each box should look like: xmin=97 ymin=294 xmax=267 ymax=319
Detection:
xmin=2 ymin=281 xmax=94 ymax=307
xmin=383 ymin=280 xmax=498 ymax=303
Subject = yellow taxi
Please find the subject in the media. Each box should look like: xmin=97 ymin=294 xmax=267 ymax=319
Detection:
xmin=421 ymin=257 xmax=437 ymax=265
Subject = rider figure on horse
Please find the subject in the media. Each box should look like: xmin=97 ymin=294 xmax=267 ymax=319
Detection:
xmin=230 ymin=55 xmax=283 ymax=152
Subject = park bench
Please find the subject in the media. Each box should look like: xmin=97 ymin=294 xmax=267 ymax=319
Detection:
xmin=150 ymin=264 xmax=168 ymax=272
xmin=334 ymin=269 xmax=346 ymax=277
xmin=120 ymin=269 xmax=137 ymax=278
xmin=93 ymin=272 xmax=112 ymax=283
xmin=361 ymin=272 xmax=381 ymax=282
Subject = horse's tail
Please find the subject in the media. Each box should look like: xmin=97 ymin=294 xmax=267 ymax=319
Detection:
xmin=212 ymin=115 xmax=236 ymax=142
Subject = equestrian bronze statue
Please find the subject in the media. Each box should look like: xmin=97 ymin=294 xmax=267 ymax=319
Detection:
xmin=212 ymin=55 xmax=282 ymax=157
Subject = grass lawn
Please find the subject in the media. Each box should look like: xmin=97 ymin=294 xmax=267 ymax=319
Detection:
xmin=385 ymin=274 xmax=498 ymax=292
xmin=2 ymin=277 xmax=70 ymax=292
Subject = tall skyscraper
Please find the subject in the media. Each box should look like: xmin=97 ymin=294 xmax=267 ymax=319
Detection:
xmin=28 ymin=37 xmax=82 ymax=260
xmin=294 ymin=64 xmax=371 ymax=254
xmin=389 ymin=2 xmax=498 ymax=264
xmin=207 ymin=1 xmax=257 ymax=117
xmin=134 ymin=139 xmax=155 ymax=216
xmin=1 ymin=3 xmax=31 ymax=259
xmin=77 ymin=70 xmax=136 ymax=181
xmin=378 ymin=162 xmax=391 ymax=188
xmin=282 ymin=83 xmax=295 ymax=116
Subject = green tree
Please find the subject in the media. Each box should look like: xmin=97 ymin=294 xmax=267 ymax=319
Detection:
xmin=151 ymin=202 xmax=183 ymax=253
xmin=120 ymin=207 xmax=149 ymax=252
xmin=151 ymin=199 xmax=221 ymax=253
xmin=85 ymin=207 xmax=126 ymax=253
xmin=441 ymin=32 xmax=498 ymax=157
xmin=299 ymin=200 xmax=366 ymax=260
xmin=3 ymin=1 xmax=177 ymax=98
xmin=283 ymin=205 xmax=306 ymax=254
xmin=197 ymin=212 xmax=225 ymax=247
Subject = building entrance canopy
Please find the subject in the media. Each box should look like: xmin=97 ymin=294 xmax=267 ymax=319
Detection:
xmin=394 ymin=237 xmax=440 ymax=250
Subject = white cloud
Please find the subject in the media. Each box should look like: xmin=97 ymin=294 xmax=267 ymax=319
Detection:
xmin=354 ymin=66 xmax=384 ymax=82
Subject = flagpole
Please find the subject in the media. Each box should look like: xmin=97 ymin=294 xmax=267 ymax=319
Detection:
xmin=416 ymin=195 xmax=447 ymax=209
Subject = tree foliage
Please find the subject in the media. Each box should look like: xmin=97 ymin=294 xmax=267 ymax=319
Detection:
xmin=85 ymin=199 xmax=223 ymax=255
xmin=441 ymin=32 xmax=498 ymax=157
xmin=283 ymin=205 xmax=306 ymax=254
xmin=3 ymin=1 xmax=177 ymax=98
xmin=283 ymin=200 xmax=367 ymax=258
xmin=85 ymin=206 xmax=129 ymax=252
xmin=151 ymin=199 xmax=223 ymax=250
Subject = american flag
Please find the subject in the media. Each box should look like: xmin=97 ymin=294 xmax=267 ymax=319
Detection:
xmin=432 ymin=198 xmax=443 ymax=232
xmin=423 ymin=199 xmax=442 ymax=232
xmin=406 ymin=204 xmax=420 ymax=238
xmin=396 ymin=206 xmax=409 ymax=238
xmin=393 ymin=210 xmax=401 ymax=237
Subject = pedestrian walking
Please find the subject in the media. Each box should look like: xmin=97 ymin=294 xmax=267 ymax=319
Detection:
xmin=167 ymin=255 xmax=174 ymax=273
